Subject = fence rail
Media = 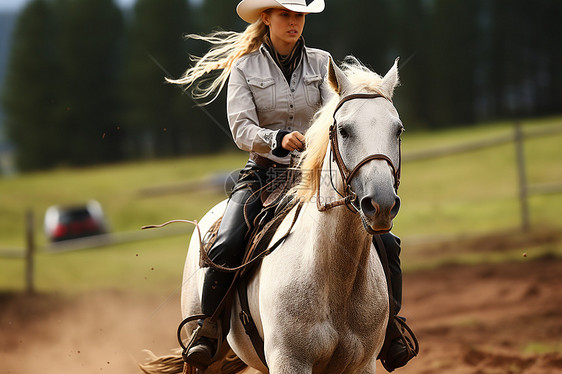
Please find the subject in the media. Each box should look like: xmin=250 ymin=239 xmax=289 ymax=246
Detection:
xmin=2 ymin=121 xmax=561 ymax=291
xmin=404 ymin=123 xmax=562 ymax=162
xmin=0 ymin=248 xmax=25 ymax=258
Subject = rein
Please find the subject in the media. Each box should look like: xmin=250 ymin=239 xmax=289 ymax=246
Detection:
xmin=317 ymin=93 xmax=402 ymax=217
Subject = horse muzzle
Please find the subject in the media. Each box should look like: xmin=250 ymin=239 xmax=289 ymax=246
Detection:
xmin=358 ymin=193 xmax=400 ymax=234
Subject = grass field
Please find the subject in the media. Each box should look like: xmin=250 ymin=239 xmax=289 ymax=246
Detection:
xmin=1 ymin=116 xmax=561 ymax=293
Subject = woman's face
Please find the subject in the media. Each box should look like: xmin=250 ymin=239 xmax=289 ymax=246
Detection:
xmin=262 ymin=9 xmax=306 ymax=54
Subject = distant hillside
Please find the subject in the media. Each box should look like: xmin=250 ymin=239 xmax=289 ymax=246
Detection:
xmin=0 ymin=11 xmax=17 ymax=143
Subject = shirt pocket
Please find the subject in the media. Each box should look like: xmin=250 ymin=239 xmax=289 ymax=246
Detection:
xmin=247 ymin=77 xmax=276 ymax=112
xmin=304 ymin=74 xmax=322 ymax=107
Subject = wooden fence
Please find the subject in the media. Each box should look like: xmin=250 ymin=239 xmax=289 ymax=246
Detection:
xmin=405 ymin=122 xmax=562 ymax=231
xmin=2 ymin=121 xmax=562 ymax=293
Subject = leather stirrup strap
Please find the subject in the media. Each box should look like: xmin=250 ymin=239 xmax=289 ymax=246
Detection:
xmin=236 ymin=202 xmax=304 ymax=369
xmin=238 ymin=279 xmax=268 ymax=369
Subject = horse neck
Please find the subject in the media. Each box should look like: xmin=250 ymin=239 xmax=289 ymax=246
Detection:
xmin=306 ymin=156 xmax=373 ymax=295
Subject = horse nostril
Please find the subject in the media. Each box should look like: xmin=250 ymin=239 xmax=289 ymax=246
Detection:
xmin=360 ymin=197 xmax=379 ymax=217
xmin=390 ymin=196 xmax=401 ymax=218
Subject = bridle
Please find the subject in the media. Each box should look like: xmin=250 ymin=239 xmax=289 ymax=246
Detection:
xmin=316 ymin=93 xmax=402 ymax=215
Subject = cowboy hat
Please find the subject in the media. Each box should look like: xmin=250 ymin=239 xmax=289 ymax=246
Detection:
xmin=236 ymin=0 xmax=325 ymax=23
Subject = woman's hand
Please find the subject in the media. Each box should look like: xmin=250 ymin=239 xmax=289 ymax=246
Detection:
xmin=281 ymin=131 xmax=306 ymax=152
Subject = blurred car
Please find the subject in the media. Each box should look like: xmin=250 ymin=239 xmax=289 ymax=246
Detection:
xmin=44 ymin=200 xmax=108 ymax=242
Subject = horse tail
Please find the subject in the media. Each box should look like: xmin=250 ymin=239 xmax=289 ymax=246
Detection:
xmin=138 ymin=349 xmax=184 ymax=374
xmin=138 ymin=349 xmax=250 ymax=374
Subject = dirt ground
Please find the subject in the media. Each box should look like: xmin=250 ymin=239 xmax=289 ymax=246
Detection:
xmin=1 ymin=254 xmax=562 ymax=373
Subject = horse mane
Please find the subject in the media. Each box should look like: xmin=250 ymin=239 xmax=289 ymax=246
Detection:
xmin=294 ymin=57 xmax=386 ymax=201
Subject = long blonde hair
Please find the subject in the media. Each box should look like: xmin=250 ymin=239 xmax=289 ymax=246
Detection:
xmin=168 ymin=17 xmax=268 ymax=104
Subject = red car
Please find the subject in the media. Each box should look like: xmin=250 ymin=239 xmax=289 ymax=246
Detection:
xmin=44 ymin=200 xmax=108 ymax=242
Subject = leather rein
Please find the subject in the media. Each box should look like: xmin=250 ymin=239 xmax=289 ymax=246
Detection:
xmin=316 ymin=93 xmax=402 ymax=215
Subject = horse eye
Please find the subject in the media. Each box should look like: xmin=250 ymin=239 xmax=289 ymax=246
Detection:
xmin=397 ymin=126 xmax=405 ymax=138
xmin=338 ymin=126 xmax=349 ymax=139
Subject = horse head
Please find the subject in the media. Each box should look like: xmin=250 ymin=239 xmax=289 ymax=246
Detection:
xmin=327 ymin=57 xmax=403 ymax=234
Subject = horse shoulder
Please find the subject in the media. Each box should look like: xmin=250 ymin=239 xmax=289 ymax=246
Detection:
xmin=256 ymin=204 xmax=341 ymax=367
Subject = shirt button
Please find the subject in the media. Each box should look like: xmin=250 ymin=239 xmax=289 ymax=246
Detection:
xmin=290 ymin=104 xmax=293 ymax=108
xmin=291 ymin=89 xmax=295 ymax=92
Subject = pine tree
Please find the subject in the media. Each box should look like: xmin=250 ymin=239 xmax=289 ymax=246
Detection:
xmin=1 ymin=0 xmax=125 ymax=170
xmin=1 ymin=0 xmax=60 ymax=170
xmin=123 ymin=0 xmax=198 ymax=158
xmin=391 ymin=0 xmax=431 ymax=129
xmin=427 ymin=0 xmax=482 ymax=126
xmin=54 ymin=0 xmax=124 ymax=165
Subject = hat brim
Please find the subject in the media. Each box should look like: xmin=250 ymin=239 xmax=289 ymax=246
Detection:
xmin=236 ymin=0 xmax=325 ymax=24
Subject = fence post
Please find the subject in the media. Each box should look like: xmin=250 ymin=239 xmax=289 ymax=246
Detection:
xmin=514 ymin=121 xmax=530 ymax=231
xmin=25 ymin=209 xmax=35 ymax=294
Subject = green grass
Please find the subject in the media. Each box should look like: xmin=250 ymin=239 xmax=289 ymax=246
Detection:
xmin=395 ymin=116 xmax=562 ymax=238
xmin=1 ymin=117 xmax=561 ymax=293
xmin=523 ymin=342 xmax=562 ymax=354
xmin=0 ymin=152 xmax=248 ymax=247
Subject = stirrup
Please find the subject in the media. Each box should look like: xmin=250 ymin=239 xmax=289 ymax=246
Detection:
xmin=380 ymin=317 xmax=419 ymax=372
xmin=179 ymin=316 xmax=223 ymax=369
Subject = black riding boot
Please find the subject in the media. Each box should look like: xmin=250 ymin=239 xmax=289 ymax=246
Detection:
xmin=185 ymin=269 xmax=234 ymax=370
xmin=185 ymin=162 xmax=266 ymax=370
xmin=378 ymin=233 xmax=415 ymax=372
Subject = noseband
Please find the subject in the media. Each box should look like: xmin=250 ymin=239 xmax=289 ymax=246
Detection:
xmin=317 ymin=93 xmax=402 ymax=214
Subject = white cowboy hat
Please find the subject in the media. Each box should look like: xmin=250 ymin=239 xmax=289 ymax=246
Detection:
xmin=236 ymin=0 xmax=325 ymax=23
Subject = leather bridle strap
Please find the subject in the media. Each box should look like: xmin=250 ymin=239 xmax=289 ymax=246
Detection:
xmin=318 ymin=93 xmax=401 ymax=213
xmin=330 ymin=124 xmax=401 ymax=192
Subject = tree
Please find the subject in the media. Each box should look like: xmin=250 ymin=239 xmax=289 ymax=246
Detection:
xmin=427 ymin=0 xmax=482 ymax=126
xmin=391 ymin=0 xmax=431 ymax=129
xmin=1 ymin=0 xmax=60 ymax=170
xmin=2 ymin=0 xmax=125 ymax=170
xmin=123 ymin=0 xmax=203 ymax=158
xmin=539 ymin=1 xmax=562 ymax=114
xmin=54 ymin=0 xmax=124 ymax=164
xmin=487 ymin=0 xmax=562 ymax=118
xmin=189 ymin=0 xmax=241 ymax=154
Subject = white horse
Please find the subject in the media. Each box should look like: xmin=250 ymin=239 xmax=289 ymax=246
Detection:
xmin=141 ymin=56 xmax=403 ymax=374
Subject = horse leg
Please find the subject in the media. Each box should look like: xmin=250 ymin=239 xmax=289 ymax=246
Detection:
xmin=266 ymin=359 xmax=313 ymax=374
xmin=360 ymin=359 xmax=378 ymax=374
xmin=265 ymin=349 xmax=313 ymax=374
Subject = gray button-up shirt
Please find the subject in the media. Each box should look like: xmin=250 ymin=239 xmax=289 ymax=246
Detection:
xmin=227 ymin=44 xmax=335 ymax=164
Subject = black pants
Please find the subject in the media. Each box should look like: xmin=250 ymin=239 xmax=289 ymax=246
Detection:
xmin=201 ymin=160 xmax=280 ymax=315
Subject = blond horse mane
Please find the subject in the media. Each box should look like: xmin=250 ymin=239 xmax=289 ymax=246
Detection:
xmin=294 ymin=57 xmax=387 ymax=201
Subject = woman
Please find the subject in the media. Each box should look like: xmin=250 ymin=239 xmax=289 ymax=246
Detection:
xmin=171 ymin=0 xmax=411 ymax=370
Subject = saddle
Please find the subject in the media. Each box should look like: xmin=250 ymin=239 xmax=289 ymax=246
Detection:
xmin=179 ymin=167 xmax=302 ymax=371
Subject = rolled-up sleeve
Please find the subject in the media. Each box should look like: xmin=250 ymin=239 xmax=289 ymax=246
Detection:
xmin=227 ymin=65 xmax=275 ymax=153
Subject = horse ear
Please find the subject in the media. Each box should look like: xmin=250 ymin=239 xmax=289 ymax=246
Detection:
xmin=328 ymin=58 xmax=351 ymax=96
xmin=380 ymin=57 xmax=400 ymax=99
